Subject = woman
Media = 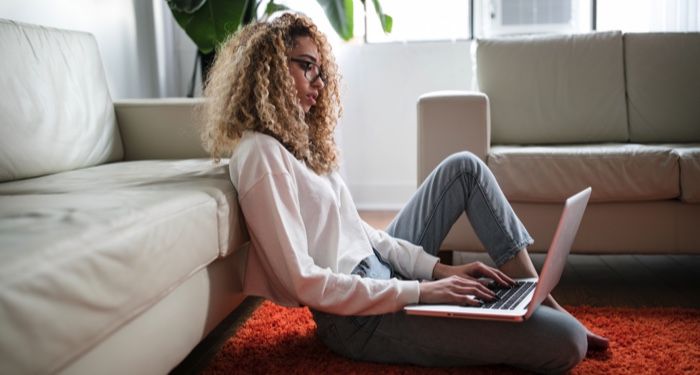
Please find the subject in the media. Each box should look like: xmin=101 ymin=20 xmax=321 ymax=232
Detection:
xmin=202 ymin=12 xmax=608 ymax=373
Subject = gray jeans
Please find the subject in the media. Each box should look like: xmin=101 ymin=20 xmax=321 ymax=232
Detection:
xmin=312 ymin=152 xmax=587 ymax=374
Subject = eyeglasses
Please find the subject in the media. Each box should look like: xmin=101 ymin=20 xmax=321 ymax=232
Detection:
xmin=290 ymin=57 xmax=326 ymax=83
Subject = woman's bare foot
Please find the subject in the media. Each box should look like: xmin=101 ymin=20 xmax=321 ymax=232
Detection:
xmin=585 ymin=329 xmax=610 ymax=351
xmin=545 ymin=295 xmax=609 ymax=351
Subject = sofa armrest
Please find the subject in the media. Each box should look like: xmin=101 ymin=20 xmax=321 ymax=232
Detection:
xmin=114 ymin=98 xmax=209 ymax=160
xmin=417 ymin=91 xmax=490 ymax=185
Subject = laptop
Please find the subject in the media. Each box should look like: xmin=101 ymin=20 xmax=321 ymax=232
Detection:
xmin=404 ymin=187 xmax=592 ymax=322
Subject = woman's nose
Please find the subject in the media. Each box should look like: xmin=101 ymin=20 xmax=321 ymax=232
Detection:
xmin=312 ymin=76 xmax=325 ymax=89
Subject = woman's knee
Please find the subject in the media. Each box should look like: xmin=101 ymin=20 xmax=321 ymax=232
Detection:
xmin=437 ymin=151 xmax=484 ymax=177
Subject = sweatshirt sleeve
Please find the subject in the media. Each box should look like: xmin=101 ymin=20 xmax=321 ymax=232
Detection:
xmin=361 ymin=221 xmax=439 ymax=281
xmin=238 ymin=171 xmax=422 ymax=315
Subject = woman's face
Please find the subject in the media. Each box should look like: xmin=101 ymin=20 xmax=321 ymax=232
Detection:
xmin=288 ymin=36 xmax=325 ymax=113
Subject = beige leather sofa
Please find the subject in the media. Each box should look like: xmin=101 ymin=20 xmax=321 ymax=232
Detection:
xmin=0 ymin=20 xmax=249 ymax=374
xmin=418 ymin=31 xmax=700 ymax=255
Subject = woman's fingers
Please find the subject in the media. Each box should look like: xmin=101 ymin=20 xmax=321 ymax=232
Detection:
xmin=450 ymin=276 xmax=496 ymax=302
xmin=457 ymin=294 xmax=484 ymax=306
xmin=471 ymin=262 xmax=516 ymax=286
xmin=419 ymin=275 xmax=502 ymax=305
xmin=486 ymin=269 xmax=516 ymax=287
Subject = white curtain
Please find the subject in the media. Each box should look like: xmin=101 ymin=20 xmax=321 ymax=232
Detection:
xmin=650 ymin=0 xmax=700 ymax=31
xmin=152 ymin=0 xmax=199 ymax=97
xmin=598 ymin=0 xmax=700 ymax=32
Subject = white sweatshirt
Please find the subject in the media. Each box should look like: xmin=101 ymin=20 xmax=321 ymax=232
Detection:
xmin=228 ymin=131 xmax=439 ymax=315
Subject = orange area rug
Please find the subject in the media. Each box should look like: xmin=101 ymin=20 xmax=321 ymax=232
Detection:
xmin=202 ymin=301 xmax=700 ymax=374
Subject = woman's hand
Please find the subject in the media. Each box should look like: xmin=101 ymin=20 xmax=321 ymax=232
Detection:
xmin=418 ymin=276 xmax=497 ymax=306
xmin=432 ymin=261 xmax=515 ymax=288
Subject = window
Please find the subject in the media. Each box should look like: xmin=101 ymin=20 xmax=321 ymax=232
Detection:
xmin=365 ymin=0 xmax=471 ymax=42
xmin=363 ymin=0 xmax=698 ymax=43
xmin=474 ymin=0 xmax=593 ymax=37
xmin=364 ymin=0 xmax=593 ymax=42
xmin=596 ymin=0 xmax=700 ymax=32
xmin=331 ymin=0 xmax=698 ymax=43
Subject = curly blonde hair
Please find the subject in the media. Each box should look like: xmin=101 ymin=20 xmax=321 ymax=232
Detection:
xmin=200 ymin=12 xmax=341 ymax=175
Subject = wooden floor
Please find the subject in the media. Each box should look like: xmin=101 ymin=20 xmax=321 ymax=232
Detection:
xmin=172 ymin=210 xmax=700 ymax=374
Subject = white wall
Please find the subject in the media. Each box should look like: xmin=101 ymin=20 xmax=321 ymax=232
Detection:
xmin=0 ymin=0 xmax=159 ymax=99
xmin=336 ymin=41 xmax=474 ymax=209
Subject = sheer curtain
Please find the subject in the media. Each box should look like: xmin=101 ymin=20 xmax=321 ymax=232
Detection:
xmin=598 ymin=0 xmax=700 ymax=32
xmin=652 ymin=0 xmax=700 ymax=31
xmin=151 ymin=0 xmax=199 ymax=98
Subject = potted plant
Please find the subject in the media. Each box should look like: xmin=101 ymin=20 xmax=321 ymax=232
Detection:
xmin=166 ymin=0 xmax=392 ymax=97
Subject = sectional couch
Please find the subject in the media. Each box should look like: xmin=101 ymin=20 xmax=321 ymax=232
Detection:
xmin=418 ymin=31 xmax=700 ymax=255
xmin=0 ymin=20 xmax=249 ymax=374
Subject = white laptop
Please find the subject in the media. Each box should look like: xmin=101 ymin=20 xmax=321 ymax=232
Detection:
xmin=404 ymin=187 xmax=592 ymax=322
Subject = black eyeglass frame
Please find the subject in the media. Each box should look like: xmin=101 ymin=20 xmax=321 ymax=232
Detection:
xmin=289 ymin=57 xmax=326 ymax=83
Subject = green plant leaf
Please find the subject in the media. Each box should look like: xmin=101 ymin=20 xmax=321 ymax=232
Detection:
xmin=241 ymin=0 xmax=258 ymax=25
xmin=168 ymin=0 xmax=249 ymax=54
xmin=168 ymin=0 xmax=387 ymax=51
xmin=370 ymin=0 xmax=392 ymax=33
xmin=166 ymin=0 xmax=207 ymax=13
xmin=264 ymin=1 xmax=290 ymax=17
xmin=316 ymin=0 xmax=354 ymax=41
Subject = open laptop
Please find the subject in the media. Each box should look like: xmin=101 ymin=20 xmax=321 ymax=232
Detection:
xmin=404 ymin=187 xmax=592 ymax=322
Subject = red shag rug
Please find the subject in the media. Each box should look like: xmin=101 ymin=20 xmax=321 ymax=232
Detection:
xmin=202 ymin=301 xmax=700 ymax=375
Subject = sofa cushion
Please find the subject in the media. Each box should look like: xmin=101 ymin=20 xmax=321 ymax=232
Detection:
xmin=487 ymin=144 xmax=679 ymax=203
xmin=625 ymin=33 xmax=700 ymax=142
xmin=476 ymin=31 xmax=628 ymax=144
xmin=0 ymin=20 xmax=123 ymax=183
xmin=0 ymin=159 xmax=245 ymax=374
xmin=669 ymin=145 xmax=700 ymax=203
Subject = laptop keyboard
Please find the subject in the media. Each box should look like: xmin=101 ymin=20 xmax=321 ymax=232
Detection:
xmin=480 ymin=281 xmax=537 ymax=310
